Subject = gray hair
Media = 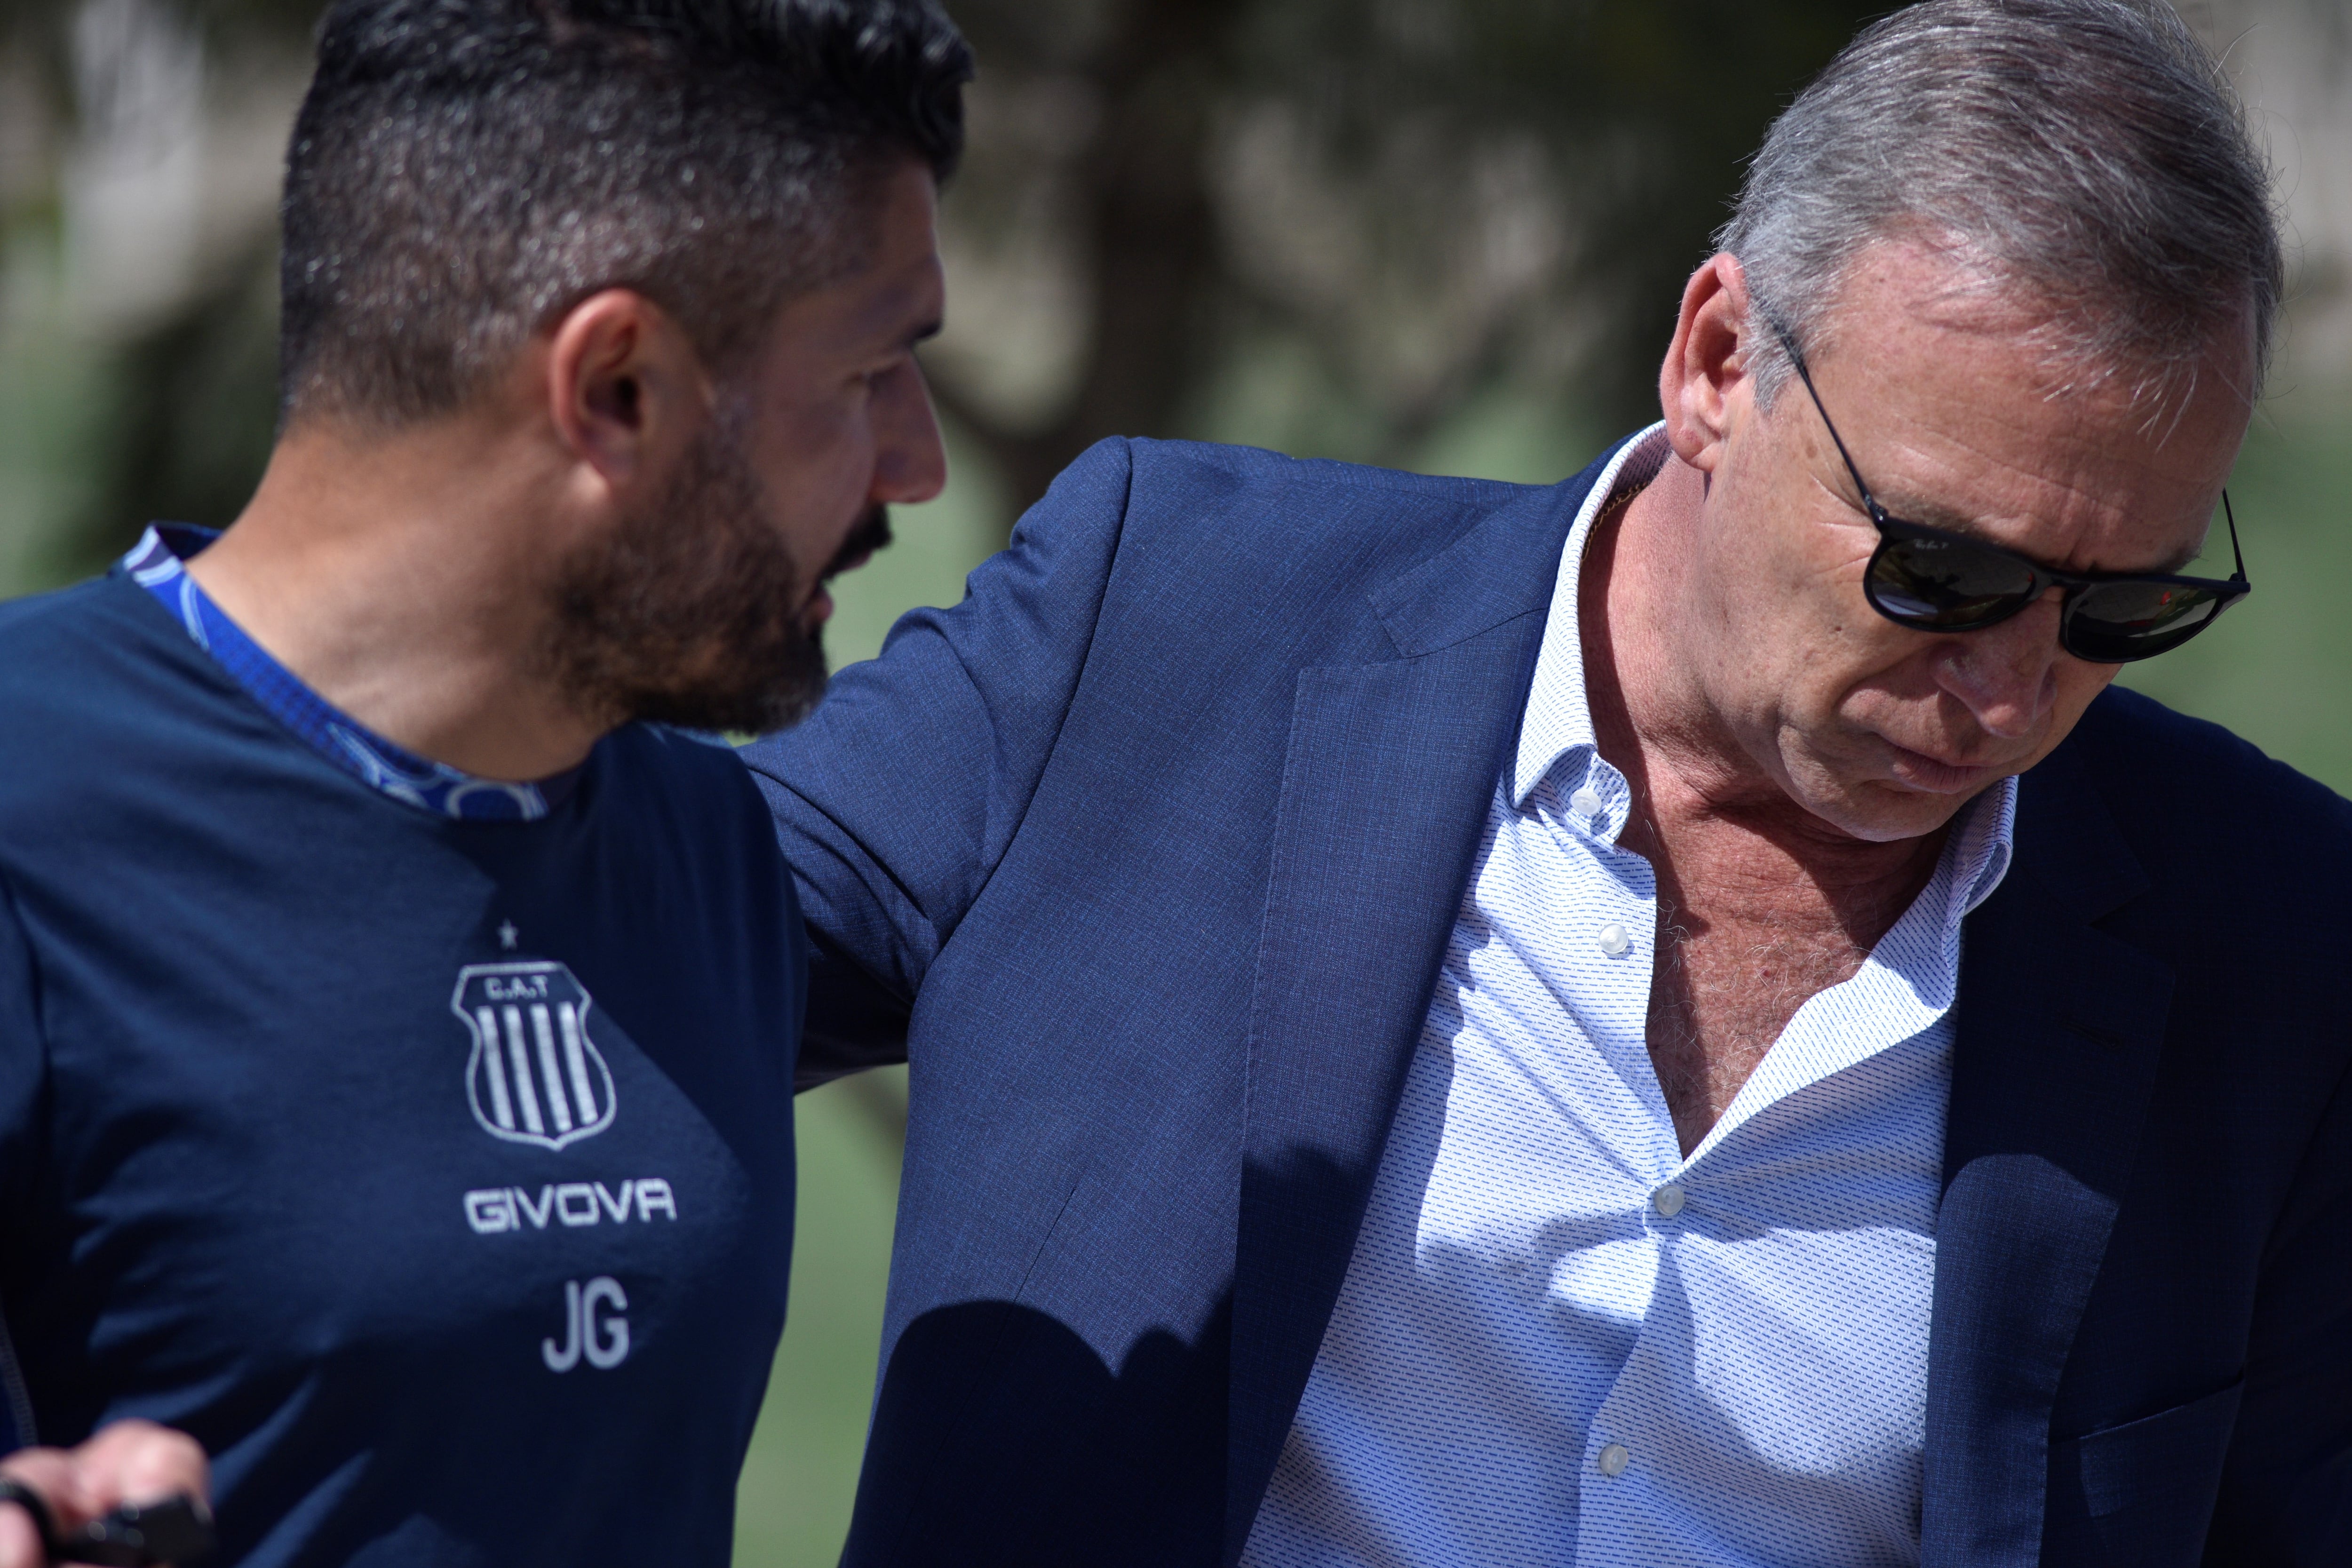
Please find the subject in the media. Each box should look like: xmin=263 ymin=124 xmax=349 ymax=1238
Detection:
xmin=1720 ymin=0 xmax=2283 ymax=410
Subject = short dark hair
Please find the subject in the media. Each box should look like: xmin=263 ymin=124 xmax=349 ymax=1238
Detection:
xmin=279 ymin=0 xmax=971 ymax=424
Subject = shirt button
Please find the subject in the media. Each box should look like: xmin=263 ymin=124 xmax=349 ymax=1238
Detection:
xmin=1653 ymin=1185 xmax=1686 ymax=1217
xmin=1596 ymin=923 xmax=1632 ymax=957
xmin=1569 ymin=786 xmax=1604 ymax=818
xmin=1597 ymin=1443 xmax=1630 ymax=1477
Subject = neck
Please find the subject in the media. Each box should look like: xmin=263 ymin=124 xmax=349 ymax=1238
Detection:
xmin=186 ymin=416 xmax=607 ymax=781
xmin=1583 ymin=457 xmax=1946 ymax=931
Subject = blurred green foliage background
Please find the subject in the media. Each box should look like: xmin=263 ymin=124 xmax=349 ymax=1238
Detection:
xmin=2 ymin=0 xmax=2348 ymax=1562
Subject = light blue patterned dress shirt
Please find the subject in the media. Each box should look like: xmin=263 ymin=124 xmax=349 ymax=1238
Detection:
xmin=1244 ymin=427 xmax=2019 ymax=1568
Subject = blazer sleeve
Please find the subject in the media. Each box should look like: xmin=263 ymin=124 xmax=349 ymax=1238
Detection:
xmin=2207 ymin=1048 xmax=2352 ymax=1565
xmin=737 ymin=437 xmax=1136 ymax=1089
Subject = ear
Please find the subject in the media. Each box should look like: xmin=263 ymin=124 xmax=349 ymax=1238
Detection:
xmin=543 ymin=289 xmax=709 ymax=488
xmin=1658 ymin=252 xmax=1758 ymax=478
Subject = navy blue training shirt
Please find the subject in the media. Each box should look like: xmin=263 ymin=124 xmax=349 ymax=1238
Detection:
xmin=0 ymin=533 xmax=802 ymax=1566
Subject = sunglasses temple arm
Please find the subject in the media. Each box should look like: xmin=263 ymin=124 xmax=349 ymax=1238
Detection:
xmin=2222 ymin=492 xmax=2247 ymax=583
xmin=1771 ymin=323 xmax=1878 ymax=505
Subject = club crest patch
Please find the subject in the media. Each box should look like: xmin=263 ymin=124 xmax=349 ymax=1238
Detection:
xmin=453 ymin=962 xmax=618 ymax=1151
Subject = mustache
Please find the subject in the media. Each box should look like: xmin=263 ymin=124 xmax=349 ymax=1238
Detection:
xmin=822 ymin=505 xmax=894 ymax=581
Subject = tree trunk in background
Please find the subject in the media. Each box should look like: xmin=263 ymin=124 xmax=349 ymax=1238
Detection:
xmin=931 ymin=0 xmax=1243 ymax=521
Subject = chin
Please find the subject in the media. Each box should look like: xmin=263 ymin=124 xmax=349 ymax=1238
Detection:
xmin=1841 ymin=782 xmax=1988 ymax=843
xmin=1782 ymin=761 xmax=1987 ymax=844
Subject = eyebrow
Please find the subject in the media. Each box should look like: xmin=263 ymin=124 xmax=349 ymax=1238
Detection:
xmin=1862 ymin=478 xmax=2213 ymax=577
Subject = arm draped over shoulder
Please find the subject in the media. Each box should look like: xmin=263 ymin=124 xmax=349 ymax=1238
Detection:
xmin=738 ymin=438 xmax=1138 ymax=1088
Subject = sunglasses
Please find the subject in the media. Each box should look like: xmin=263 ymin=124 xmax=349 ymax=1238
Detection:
xmin=1770 ymin=323 xmax=2250 ymax=664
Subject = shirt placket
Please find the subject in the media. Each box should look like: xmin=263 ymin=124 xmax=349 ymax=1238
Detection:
xmin=1570 ymin=1126 xmax=1723 ymax=1567
xmin=1565 ymin=847 xmax=1977 ymax=1566
xmin=1537 ymin=754 xmax=1694 ymax=1564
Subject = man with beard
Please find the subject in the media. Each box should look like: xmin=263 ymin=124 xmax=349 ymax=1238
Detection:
xmin=0 ymin=0 xmax=960 ymax=1563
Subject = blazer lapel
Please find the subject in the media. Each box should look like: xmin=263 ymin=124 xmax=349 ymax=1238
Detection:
xmin=1222 ymin=461 xmax=1614 ymax=1561
xmin=1922 ymin=734 xmax=2172 ymax=1567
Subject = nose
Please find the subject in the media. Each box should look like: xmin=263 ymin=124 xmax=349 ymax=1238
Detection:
xmin=1931 ymin=591 xmax=2064 ymax=740
xmin=869 ymin=358 xmax=948 ymax=507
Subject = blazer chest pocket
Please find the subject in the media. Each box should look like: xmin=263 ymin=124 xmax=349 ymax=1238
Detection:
xmin=2056 ymin=1380 xmax=2243 ymax=1566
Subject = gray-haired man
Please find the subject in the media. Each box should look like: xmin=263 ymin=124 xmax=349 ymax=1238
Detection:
xmin=742 ymin=1 xmax=2350 ymax=1562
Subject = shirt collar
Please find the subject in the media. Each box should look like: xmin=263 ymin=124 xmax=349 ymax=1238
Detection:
xmin=1949 ymin=765 xmax=2018 ymax=922
xmin=1512 ymin=425 xmax=2018 ymax=912
xmin=1513 ymin=423 xmax=1672 ymax=807
xmin=121 ymin=525 xmax=576 ymax=822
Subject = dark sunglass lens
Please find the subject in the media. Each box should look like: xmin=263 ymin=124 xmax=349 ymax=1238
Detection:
xmin=2064 ymin=581 xmax=2226 ymax=662
xmin=1867 ymin=535 xmax=2040 ymax=628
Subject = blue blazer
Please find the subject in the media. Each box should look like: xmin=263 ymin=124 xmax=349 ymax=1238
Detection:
xmin=740 ymin=436 xmax=2352 ymax=1567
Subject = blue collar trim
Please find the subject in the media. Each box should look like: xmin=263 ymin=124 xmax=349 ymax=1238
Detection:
xmin=123 ymin=525 xmax=572 ymax=822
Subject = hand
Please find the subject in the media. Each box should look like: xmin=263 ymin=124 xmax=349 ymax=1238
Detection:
xmin=0 ymin=1421 xmax=209 ymax=1567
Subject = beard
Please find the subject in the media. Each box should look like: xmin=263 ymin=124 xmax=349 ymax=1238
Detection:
xmin=537 ymin=413 xmax=889 ymax=736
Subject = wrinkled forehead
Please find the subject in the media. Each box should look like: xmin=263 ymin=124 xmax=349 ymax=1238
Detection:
xmin=1804 ymin=238 xmax=2261 ymax=415
xmin=1783 ymin=247 xmax=2256 ymax=568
